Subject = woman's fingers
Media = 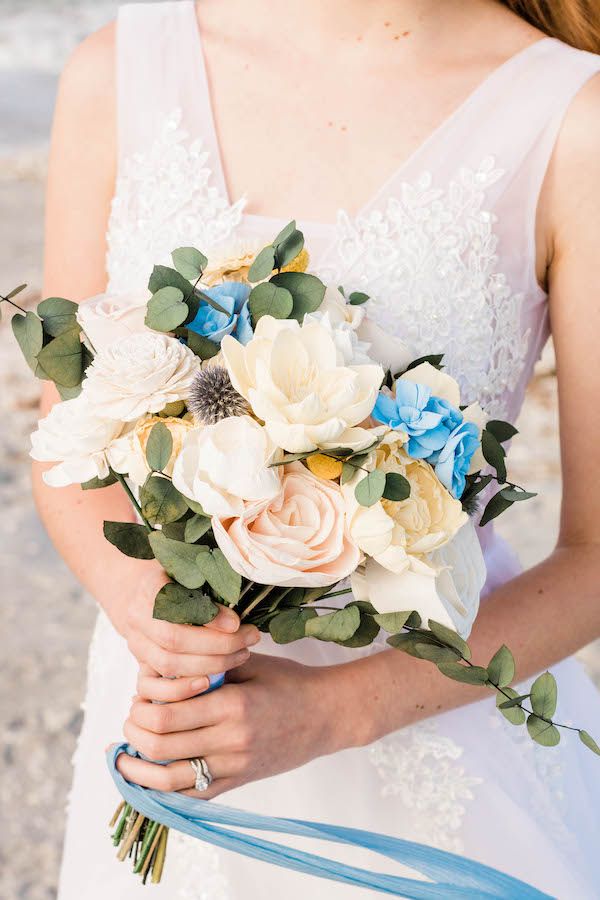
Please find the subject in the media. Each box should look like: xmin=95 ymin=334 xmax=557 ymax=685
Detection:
xmin=126 ymin=630 xmax=252 ymax=677
xmin=136 ymin=671 xmax=211 ymax=702
xmin=130 ymin=695 xmax=222 ymax=734
xmin=115 ymin=751 xmax=242 ymax=793
xmin=123 ymin=716 xmax=225 ymax=761
xmin=148 ymin=618 xmax=260 ymax=657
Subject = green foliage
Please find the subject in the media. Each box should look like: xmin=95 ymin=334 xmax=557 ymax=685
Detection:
xmin=37 ymin=297 xmax=80 ymax=337
xmin=485 ymin=419 xmax=518 ymax=443
xmin=339 ymin=604 xmax=380 ymax=647
xmin=481 ymin=429 xmax=507 ymax=483
xmin=195 ymin=548 xmax=242 ymax=605
xmin=527 ymin=714 xmax=560 ymax=747
xmin=248 ymin=246 xmax=276 ymax=282
xmin=496 ymin=687 xmax=527 ymax=725
xmin=140 ymin=475 xmax=189 ymax=525
xmin=373 ymin=611 xmax=412 ymax=633
xmin=275 ymin=228 xmax=304 ymax=268
xmin=171 ymin=246 xmax=207 ymax=281
xmin=305 ymin=605 xmax=361 ymax=642
xmin=11 ymin=311 xmax=43 ymax=372
xmin=153 ymin=583 xmax=219 ymax=626
xmin=436 ymin=662 xmax=489 ymax=685
xmin=81 ymin=472 xmax=118 ymax=490
xmin=404 ymin=354 xmax=444 ymax=373
xmin=348 ymin=291 xmax=369 ymax=306
xmin=103 ymin=521 xmax=154 ymax=560
xmin=36 ymin=329 xmax=83 ymax=387
xmin=184 ymin=513 xmax=212 ymax=543
xmin=145 ymin=286 xmax=188 ymax=332
xmin=382 ymin=472 xmax=410 ymax=502
xmin=186 ymin=330 xmax=221 ymax=359
xmin=355 ymin=469 xmax=386 ymax=507
xmin=486 ymin=645 xmax=515 ymax=687
xmin=148 ymin=264 xmax=192 ymax=296
xmin=269 ymin=607 xmax=317 ymax=643
xmin=479 ymin=490 xmax=514 ymax=527
xmin=530 ymin=671 xmax=558 ymax=719
xmin=145 ymin=421 xmax=173 ymax=472
xmin=248 ymin=282 xmax=293 ymax=324
xmin=428 ymin=620 xmax=472 ymax=661
xmin=270 ymin=271 xmax=326 ymax=320
xmin=499 ymin=487 xmax=537 ymax=502
xmin=579 ymin=730 xmax=600 ymax=755
xmin=149 ymin=532 xmax=207 ymax=589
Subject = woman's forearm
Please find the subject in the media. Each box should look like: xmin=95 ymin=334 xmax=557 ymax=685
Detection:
xmin=32 ymin=458 xmax=164 ymax=636
xmin=326 ymin=543 xmax=600 ymax=750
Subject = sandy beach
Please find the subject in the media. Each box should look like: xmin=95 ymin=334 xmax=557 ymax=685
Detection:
xmin=1 ymin=7 xmax=599 ymax=897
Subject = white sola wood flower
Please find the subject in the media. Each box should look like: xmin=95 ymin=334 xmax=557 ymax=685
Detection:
xmin=221 ymin=316 xmax=384 ymax=453
xmin=76 ymin=290 xmax=150 ymax=353
xmin=83 ymin=332 xmax=199 ymax=421
xmin=30 ymin=397 xmax=122 ymax=487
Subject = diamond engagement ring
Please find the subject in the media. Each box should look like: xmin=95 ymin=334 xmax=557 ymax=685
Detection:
xmin=189 ymin=757 xmax=213 ymax=792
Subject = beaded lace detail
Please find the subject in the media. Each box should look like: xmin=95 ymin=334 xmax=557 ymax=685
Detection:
xmin=317 ymin=157 xmax=529 ymax=419
xmin=368 ymin=722 xmax=483 ymax=854
xmin=106 ymin=109 xmax=246 ymax=294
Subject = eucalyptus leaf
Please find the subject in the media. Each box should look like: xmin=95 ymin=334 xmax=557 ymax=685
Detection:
xmin=36 ymin=329 xmax=83 ymax=387
xmin=140 ymin=475 xmax=188 ymax=525
xmin=248 ymin=245 xmax=276 ymax=282
xmin=437 ymin=662 xmax=489 ymax=685
xmin=273 ymin=220 xmax=297 ymax=246
xmin=305 ymin=605 xmax=361 ymax=643
xmin=270 ymin=271 xmax=326 ymax=320
xmin=486 ymin=420 xmax=518 ymax=443
xmin=386 ymin=632 xmax=439 ymax=658
xmin=341 ymin=462 xmax=356 ymax=485
xmin=172 ymin=246 xmax=207 ymax=280
xmin=103 ymin=521 xmax=154 ymax=560
xmin=248 ymin=282 xmax=293 ymax=324
xmin=6 ymin=283 xmax=27 ymax=300
xmin=145 ymin=421 xmax=173 ymax=472
xmin=184 ymin=513 xmax=212 ymax=543
xmin=428 ymin=620 xmax=471 ymax=660
xmin=269 ymin=607 xmax=317 ymax=643
xmin=275 ymin=229 xmax=304 ymax=268
xmin=148 ymin=532 xmax=207 ymax=589
xmin=186 ymin=329 xmax=221 ymax=359
xmin=579 ymin=730 xmax=600 ymax=756
xmin=340 ymin=605 xmax=380 ymax=647
xmin=486 ymin=644 xmax=515 ymax=687
xmin=373 ymin=611 xmax=412 ymax=633
xmin=527 ymin=714 xmax=560 ymax=747
xmin=57 ymin=382 xmax=83 ymax=401
xmin=355 ymin=469 xmax=386 ymax=507
xmin=11 ymin=311 xmax=43 ymax=372
xmin=81 ymin=472 xmax=118 ymax=490
xmin=145 ymin=286 xmax=188 ymax=332
xmin=530 ymin=671 xmax=558 ymax=719
xmin=348 ymin=291 xmax=369 ymax=306
xmin=480 ymin=491 xmax=514 ymax=527
xmin=153 ymin=583 xmax=219 ymax=626
xmin=148 ymin=265 xmax=192 ymax=295
xmin=382 ymin=472 xmax=411 ymax=502
xmin=496 ymin=687 xmax=527 ymax=725
xmin=184 ymin=496 xmax=208 ymax=516
xmin=414 ymin=643 xmax=461 ymax=664
xmin=481 ymin=430 xmax=507 ymax=483
xmin=38 ymin=297 xmax=80 ymax=337
xmin=195 ymin=548 xmax=242 ymax=605
xmin=499 ymin=487 xmax=537 ymax=502
xmin=498 ymin=693 xmax=530 ymax=709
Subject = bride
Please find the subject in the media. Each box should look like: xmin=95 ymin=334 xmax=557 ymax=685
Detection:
xmin=38 ymin=0 xmax=600 ymax=897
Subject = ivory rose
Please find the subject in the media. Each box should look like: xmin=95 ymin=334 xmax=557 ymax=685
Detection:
xmin=108 ymin=415 xmax=197 ymax=486
xmin=212 ymin=462 xmax=360 ymax=587
xmin=221 ymin=316 xmax=384 ymax=453
xmin=30 ymin=397 xmax=122 ymax=487
xmin=83 ymin=332 xmax=199 ymax=421
xmin=172 ymin=415 xmax=281 ymax=518
xmin=76 ymin=290 xmax=150 ymax=352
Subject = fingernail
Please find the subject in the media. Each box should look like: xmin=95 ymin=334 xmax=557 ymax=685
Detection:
xmin=191 ymin=677 xmax=209 ymax=692
xmin=223 ymin=614 xmax=239 ymax=633
xmin=247 ymin=631 xmax=261 ymax=646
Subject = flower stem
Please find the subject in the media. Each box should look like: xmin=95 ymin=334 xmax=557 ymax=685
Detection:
xmin=113 ymin=471 xmax=152 ymax=530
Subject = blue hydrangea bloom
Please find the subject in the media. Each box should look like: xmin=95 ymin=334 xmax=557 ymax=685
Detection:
xmin=429 ymin=420 xmax=480 ymax=498
xmin=372 ymin=380 xmax=462 ymax=459
xmin=187 ymin=282 xmax=253 ymax=345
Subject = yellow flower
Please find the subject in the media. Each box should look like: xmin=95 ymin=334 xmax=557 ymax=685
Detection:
xmin=202 ymin=246 xmax=309 ymax=286
xmin=306 ymin=453 xmax=343 ymax=480
xmin=109 ymin=415 xmax=196 ymax=485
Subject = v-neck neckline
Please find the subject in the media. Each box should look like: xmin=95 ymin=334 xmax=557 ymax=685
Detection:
xmin=187 ymin=2 xmax=553 ymax=230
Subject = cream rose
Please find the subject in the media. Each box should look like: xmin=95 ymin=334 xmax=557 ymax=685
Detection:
xmin=400 ymin=361 xmax=461 ymax=407
xmin=76 ymin=290 xmax=150 ymax=353
xmin=171 ymin=415 xmax=281 ymax=518
xmin=108 ymin=415 xmax=197 ymax=486
xmin=83 ymin=332 xmax=199 ymax=421
xmin=212 ymin=462 xmax=361 ymax=587
xmin=30 ymin=397 xmax=122 ymax=487
xmin=221 ymin=316 xmax=384 ymax=453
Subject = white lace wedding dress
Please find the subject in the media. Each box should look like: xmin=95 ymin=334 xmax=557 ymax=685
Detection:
xmin=57 ymin=4 xmax=600 ymax=898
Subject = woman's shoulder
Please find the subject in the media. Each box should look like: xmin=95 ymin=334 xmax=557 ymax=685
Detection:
xmin=56 ymin=21 xmax=116 ymax=131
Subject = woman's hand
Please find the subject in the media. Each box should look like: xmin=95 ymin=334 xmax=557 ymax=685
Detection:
xmin=116 ymin=653 xmax=352 ymax=799
xmin=123 ymin=567 xmax=261 ymax=683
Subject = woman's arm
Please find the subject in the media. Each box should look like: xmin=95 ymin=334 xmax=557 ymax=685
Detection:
xmin=34 ymin=30 xmax=258 ymax=672
xmin=117 ymin=75 xmax=600 ymax=797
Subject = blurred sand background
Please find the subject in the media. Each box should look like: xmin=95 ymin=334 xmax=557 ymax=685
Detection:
xmin=1 ymin=3 xmax=599 ymax=897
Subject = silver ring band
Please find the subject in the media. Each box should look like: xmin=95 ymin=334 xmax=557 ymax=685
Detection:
xmin=189 ymin=756 xmax=213 ymax=792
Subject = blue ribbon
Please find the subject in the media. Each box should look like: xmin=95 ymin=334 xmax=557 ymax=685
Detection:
xmin=107 ymin=743 xmax=551 ymax=899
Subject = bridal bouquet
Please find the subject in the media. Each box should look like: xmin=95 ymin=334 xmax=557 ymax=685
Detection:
xmin=3 ymin=221 xmax=598 ymax=885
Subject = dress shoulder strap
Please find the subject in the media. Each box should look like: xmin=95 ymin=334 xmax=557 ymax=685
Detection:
xmin=115 ymin=1 xmax=225 ymax=193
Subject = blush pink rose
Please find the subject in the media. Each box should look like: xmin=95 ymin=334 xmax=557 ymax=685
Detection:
xmin=212 ymin=462 xmax=360 ymax=588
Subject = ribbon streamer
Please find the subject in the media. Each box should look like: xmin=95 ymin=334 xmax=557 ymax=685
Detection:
xmin=107 ymin=744 xmax=551 ymax=899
